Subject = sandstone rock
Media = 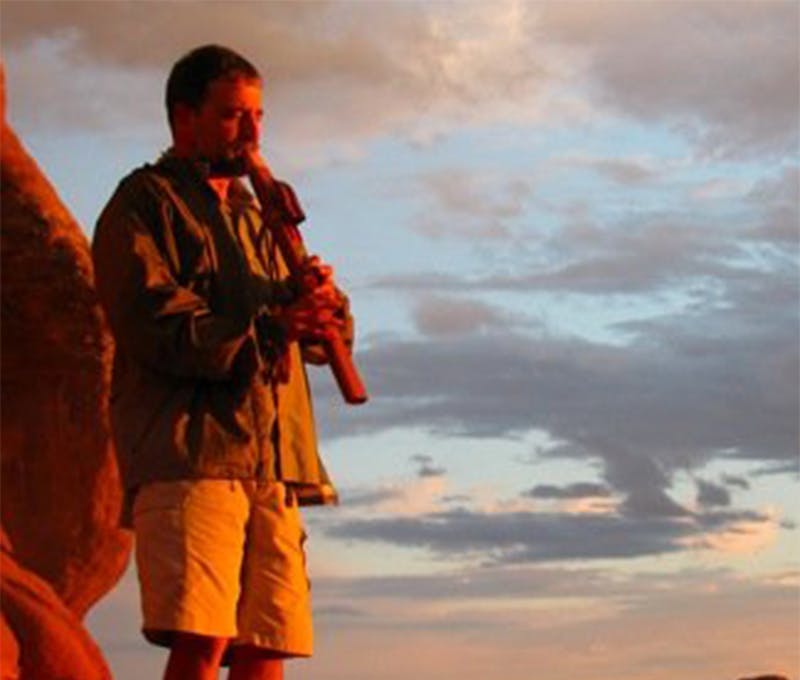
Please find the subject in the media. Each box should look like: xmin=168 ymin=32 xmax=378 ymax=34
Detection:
xmin=0 ymin=65 xmax=132 ymax=615
xmin=0 ymin=613 xmax=20 ymax=680
xmin=0 ymin=546 xmax=111 ymax=680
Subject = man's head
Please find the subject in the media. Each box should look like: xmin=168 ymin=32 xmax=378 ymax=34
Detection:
xmin=166 ymin=45 xmax=264 ymax=175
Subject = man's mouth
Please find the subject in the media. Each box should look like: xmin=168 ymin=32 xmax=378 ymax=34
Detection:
xmin=204 ymin=144 xmax=258 ymax=177
xmin=229 ymin=143 xmax=257 ymax=158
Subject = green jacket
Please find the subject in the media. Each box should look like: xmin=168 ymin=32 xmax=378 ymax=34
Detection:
xmin=92 ymin=154 xmax=338 ymax=521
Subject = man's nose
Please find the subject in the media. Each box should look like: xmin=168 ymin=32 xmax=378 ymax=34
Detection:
xmin=240 ymin=113 xmax=260 ymax=142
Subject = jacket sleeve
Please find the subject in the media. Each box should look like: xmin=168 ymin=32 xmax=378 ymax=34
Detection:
xmin=92 ymin=172 xmax=258 ymax=382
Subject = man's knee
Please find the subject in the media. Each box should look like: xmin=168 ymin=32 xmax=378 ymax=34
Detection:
xmin=170 ymin=632 xmax=229 ymax=665
xmin=229 ymin=644 xmax=289 ymax=663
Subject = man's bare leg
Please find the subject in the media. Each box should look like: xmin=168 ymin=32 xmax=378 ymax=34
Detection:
xmin=163 ymin=632 xmax=229 ymax=680
xmin=228 ymin=645 xmax=285 ymax=680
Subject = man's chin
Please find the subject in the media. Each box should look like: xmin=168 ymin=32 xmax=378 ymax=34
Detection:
xmin=208 ymin=155 xmax=248 ymax=178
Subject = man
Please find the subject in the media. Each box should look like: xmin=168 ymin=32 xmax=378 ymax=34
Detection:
xmin=92 ymin=45 xmax=349 ymax=680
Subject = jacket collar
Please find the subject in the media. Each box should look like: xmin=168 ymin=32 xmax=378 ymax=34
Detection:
xmin=157 ymin=149 xmax=256 ymax=209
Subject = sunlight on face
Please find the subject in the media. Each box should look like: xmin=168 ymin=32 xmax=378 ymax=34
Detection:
xmin=190 ymin=76 xmax=264 ymax=170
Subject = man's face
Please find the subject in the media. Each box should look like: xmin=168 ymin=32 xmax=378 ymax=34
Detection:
xmin=187 ymin=75 xmax=264 ymax=176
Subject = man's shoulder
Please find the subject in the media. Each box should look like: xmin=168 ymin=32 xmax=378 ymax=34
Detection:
xmin=102 ymin=160 xmax=196 ymax=223
xmin=114 ymin=161 xmax=177 ymax=198
xmin=96 ymin=163 xmax=184 ymax=239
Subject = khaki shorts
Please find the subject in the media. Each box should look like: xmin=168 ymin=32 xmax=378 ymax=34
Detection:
xmin=132 ymin=479 xmax=312 ymax=657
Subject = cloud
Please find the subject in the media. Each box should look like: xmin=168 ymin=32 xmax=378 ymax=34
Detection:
xmin=753 ymin=461 xmax=800 ymax=478
xmin=337 ymin=475 xmax=448 ymax=517
xmin=314 ymin=604 xmax=367 ymax=619
xmin=8 ymin=1 xmax=793 ymax=163
xmin=350 ymin=157 xmax=798 ymax=522
xmin=344 ymin=299 xmax=797 ymax=484
xmin=339 ymin=486 xmax=407 ymax=510
xmin=0 ymin=1 xmax=392 ymax=78
xmin=696 ymin=478 xmax=732 ymax=509
xmin=522 ymin=482 xmax=618 ymax=516
xmin=499 ymin=200 xmax=790 ymax=297
xmin=722 ymin=474 xmax=751 ymax=491
xmin=317 ymin=563 xmax=614 ymax=602
xmin=325 ymin=504 xmax=778 ymax=564
xmin=412 ymin=296 xmax=512 ymax=337
xmin=690 ymin=178 xmax=753 ymax=202
xmin=536 ymin=1 xmax=800 ymax=158
xmin=411 ymin=169 xmax=535 ymax=239
xmin=327 ymin=226 xmax=798 ymax=513
xmin=523 ymin=482 xmax=611 ymax=500
xmin=410 ymin=454 xmax=446 ymax=478
xmin=327 ymin=508 xmax=687 ymax=562
xmin=684 ymin=508 xmax=783 ymax=555
xmin=1 ymin=35 xmax=161 ymax=134
xmin=557 ymin=154 xmax=661 ymax=186
xmin=318 ymin=157 xmax=800 ymax=520
xmin=314 ymin=562 xmax=797 ymax=613
xmin=0 ymin=1 xmax=552 ymax=159
xmin=379 ymin=162 xmax=797 ymax=298
xmin=89 ymin=559 xmax=800 ymax=679
xmin=423 ymin=170 xmax=533 ymax=220
xmin=745 ymin=165 xmax=800 ymax=244
xmin=304 ymin=567 xmax=800 ymax=678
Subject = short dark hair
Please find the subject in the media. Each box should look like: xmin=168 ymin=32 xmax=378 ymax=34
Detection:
xmin=165 ymin=44 xmax=261 ymax=128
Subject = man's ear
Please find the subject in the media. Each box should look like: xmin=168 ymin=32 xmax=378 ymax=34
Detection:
xmin=170 ymin=102 xmax=198 ymax=147
xmin=171 ymin=103 xmax=196 ymax=131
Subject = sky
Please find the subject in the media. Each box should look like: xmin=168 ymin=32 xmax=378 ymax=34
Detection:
xmin=2 ymin=1 xmax=799 ymax=679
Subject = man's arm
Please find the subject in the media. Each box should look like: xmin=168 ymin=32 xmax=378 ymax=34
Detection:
xmin=92 ymin=174 xmax=259 ymax=382
xmin=246 ymin=152 xmax=367 ymax=403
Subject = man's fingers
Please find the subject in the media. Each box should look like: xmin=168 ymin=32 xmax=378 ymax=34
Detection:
xmin=300 ymin=257 xmax=335 ymax=288
xmin=293 ymin=286 xmax=341 ymax=311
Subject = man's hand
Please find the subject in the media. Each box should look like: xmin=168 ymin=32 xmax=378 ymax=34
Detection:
xmin=243 ymin=148 xmax=270 ymax=177
xmin=277 ymin=257 xmax=346 ymax=342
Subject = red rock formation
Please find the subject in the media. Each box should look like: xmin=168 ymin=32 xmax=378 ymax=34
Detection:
xmin=0 ymin=64 xmax=131 ymax=678
xmin=0 ymin=65 xmax=131 ymax=618
xmin=1 ymin=541 xmax=111 ymax=680
xmin=0 ymin=614 xmax=20 ymax=680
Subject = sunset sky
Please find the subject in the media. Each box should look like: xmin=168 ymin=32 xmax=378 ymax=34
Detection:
xmin=2 ymin=1 xmax=798 ymax=679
